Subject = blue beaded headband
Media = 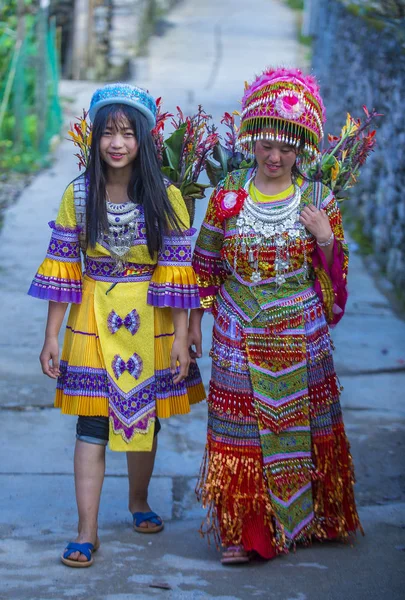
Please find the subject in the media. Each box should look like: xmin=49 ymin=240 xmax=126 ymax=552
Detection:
xmin=88 ymin=83 xmax=157 ymax=129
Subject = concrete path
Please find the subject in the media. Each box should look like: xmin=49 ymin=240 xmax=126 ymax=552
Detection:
xmin=0 ymin=1 xmax=404 ymax=598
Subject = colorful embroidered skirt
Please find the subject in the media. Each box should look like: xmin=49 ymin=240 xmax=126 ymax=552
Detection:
xmin=55 ymin=275 xmax=205 ymax=451
xmin=197 ymin=286 xmax=361 ymax=558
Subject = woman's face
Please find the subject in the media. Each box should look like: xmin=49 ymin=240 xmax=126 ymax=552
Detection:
xmin=254 ymin=138 xmax=297 ymax=180
xmin=99 ymin=114 xmax=139 ymax=170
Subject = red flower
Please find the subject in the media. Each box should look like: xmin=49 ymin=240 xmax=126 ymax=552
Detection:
xmin=215 ymin=188 xmax=248 ymax=221
xmin=328 ymin=134 xmax=340 ymax=143
xmin=221 ymin=112 xmax=233 ymax=125
xmin=74 ymin=123 xmax=83 ymax=138
xmin=176 ymin=106 xmax=184 ymax=121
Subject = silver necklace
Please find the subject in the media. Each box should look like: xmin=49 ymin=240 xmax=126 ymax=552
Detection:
xmin=234 ymin=175 xmax=308 ymax=286
xmin=242 ymin=185 xmax=301 ymax=223
xmin=106 ymin=191 xmax=140 ymax=271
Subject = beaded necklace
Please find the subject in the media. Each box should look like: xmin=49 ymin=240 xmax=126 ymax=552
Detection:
xmin=235 ymin=174 xmax=308 ymax=286
xmin=106 ymin=192 xmax=140 ymax=271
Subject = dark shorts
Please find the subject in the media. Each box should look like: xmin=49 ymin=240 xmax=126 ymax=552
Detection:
xmin=76 ymin=416 xmax=161 ymax=446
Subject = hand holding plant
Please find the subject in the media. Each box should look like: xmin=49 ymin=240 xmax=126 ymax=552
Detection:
xmin=307 ymin=106 xmax=382 ymax=198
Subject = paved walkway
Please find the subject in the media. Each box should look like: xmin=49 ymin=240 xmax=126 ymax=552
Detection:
xmin=0 ymin=1 xmax=404 ymax=598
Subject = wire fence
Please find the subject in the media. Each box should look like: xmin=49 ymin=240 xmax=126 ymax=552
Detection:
xmin=0 ymin=2 xmax=62 ymax=172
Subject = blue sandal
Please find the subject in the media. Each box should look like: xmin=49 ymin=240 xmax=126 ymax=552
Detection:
xmin=61 ymin=540 xmax=100 ymax=568
xmin=133 ymin=511 xmax=164 ymax=534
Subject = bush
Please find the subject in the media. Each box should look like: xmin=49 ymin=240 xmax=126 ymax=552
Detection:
xmin=285 ymin=0 xmax=304 ymax=10
xmin=0 ymin=0 xmax=61 ymax=175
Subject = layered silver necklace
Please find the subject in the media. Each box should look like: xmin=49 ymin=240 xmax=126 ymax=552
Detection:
xmin=106 ymin=196 xmax=140 ymax=272
xmin=235 ymin=175 xmax=308 ymax=286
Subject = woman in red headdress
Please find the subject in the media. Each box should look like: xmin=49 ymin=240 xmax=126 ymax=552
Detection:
xmin=190 ymin=68 xmax=362 ymax=564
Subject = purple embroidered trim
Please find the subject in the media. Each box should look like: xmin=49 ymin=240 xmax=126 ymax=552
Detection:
xmin=184 ymin=361 xmax=204 ymax=388
xmin=202 ymin=221 xmax=224 ymax=234
xmin=112 ymin=353 xmax=143 ymax=380
xmin=147 ymin=282 xmax=200 ymax=309
xmin=158 ymin=240 xmax=192 ymax=266
xmin=49 ymin=220 xmax=81 ymax=235
xmin=155 ymin=361 xmax=203 ymax=400
xmin=108 ymin=375 xmax=156 ymax=440
xmin=46 ymin=237 xmax=81 ymax=262
xmin=45 ymin=222 xmax=81 ymax=262
xmin=28 ymin=274 xmax=82 ymax=304
xmin=57 ymin=362 xmax=108 ymax=397
xmin=107 ymin=309 xmax=140 ymax=335
xmin=85 ymin=257 xmax=155 ymax=283
xmin=108 ymin=375 xmax=155 ymax=418
xmin=109 ymin=408 xmax=155 ymax=439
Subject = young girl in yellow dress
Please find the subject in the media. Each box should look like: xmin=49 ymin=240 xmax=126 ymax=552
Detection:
xmin=29 ymin=83 xmax=205 ymax=567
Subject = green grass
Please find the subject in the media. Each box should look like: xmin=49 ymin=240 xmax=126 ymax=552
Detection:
xmin=285 ymin=0 xmax=304 ymax=10
xmin=348 ymin=218 xmax=374 ymax=256
xmin=299 ymin=33 xmax=312 ymax=47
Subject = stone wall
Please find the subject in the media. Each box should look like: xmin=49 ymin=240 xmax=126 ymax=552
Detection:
xmin=64 ymin=0 xmax=177 ymax=80
xmin=102 ymin=0 xmax=145 ymax=79
xmin=310 ymin=0 xmax=405 ymax=292
xmin=96 ymin=0 xmax=179 ymax=79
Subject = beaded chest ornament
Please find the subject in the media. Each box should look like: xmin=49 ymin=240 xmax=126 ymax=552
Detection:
xmin=235 ymin=175 xmax=308 ymax=286
xmin=106 ymin=198 xmax=140 ymax=272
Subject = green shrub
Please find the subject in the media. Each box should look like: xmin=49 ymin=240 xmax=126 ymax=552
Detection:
xmin=0 ymin=1 xmax=61 ymax=175
xmin=285 ymin=0 xmax=304 ymax=10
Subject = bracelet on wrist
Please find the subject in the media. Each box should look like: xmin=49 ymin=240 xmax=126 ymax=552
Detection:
xmin=317 ymin=232 xmax=334 ymax=247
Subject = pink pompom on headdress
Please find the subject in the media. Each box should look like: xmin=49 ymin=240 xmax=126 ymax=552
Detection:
xmin=242 ymin=67 xmax=325 ymax=118
xmin=238 ymin=67 xmax=326 ymax=164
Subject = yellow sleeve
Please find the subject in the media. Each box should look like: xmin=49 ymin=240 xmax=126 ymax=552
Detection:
xmin=55 ymin=184 xmax=78 ymax=229
xmin=166 ymin=184 xmax=191 ymax=231
xmin=28 ymin=183 xmax=83 ymax=303
xmin=146 ymin=185 xmax=200 ymax=309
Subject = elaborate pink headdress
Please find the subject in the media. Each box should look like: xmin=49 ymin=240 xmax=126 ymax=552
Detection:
xmin=238 ymin=68 xmax=326 ymax=163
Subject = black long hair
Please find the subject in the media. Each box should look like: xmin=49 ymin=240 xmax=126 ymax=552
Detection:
xmin=85 ymin=103 xmax=182 ymax=257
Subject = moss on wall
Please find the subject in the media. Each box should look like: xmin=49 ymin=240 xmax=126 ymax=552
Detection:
xmin=311 ymin=0 xmax=405 ymax=296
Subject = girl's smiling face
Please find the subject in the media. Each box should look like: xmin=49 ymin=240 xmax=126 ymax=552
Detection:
xmin=99 ymin=114 xmax=139 ymax=169
xmin=254 ymin=139 xmax=298 ymax=180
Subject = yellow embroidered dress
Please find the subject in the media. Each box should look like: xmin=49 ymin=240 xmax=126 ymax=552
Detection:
xmin=29 ymin=175 xmax=205 ymax=451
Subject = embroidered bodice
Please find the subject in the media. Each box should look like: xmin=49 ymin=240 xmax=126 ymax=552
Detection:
xmin=192 ymin=169 xmax=349 ymax=326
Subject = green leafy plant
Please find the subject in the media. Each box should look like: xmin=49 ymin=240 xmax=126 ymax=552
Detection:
xmin=0 ymin=1 xmax=61 ymax=175
xmin=159 ymin=105 xmax=219 ymax=222
xmin=285 ymin=0 xmax=304 ymax=10
xmin=307 ymin=106 xmax=382 ymax=198
xmin=205 ymin=112 xmax=253 ymax=187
